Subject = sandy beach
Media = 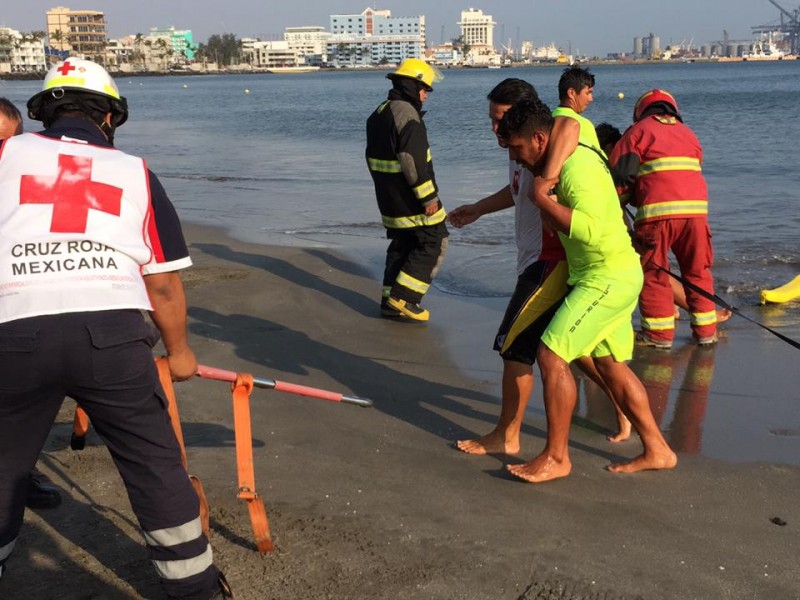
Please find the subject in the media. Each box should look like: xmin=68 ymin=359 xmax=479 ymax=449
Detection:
xmin=3 ymin=222 xmax=799 ymax=600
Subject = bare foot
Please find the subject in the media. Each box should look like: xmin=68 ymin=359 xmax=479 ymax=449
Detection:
xmin=506 ymin=453 xmax=571 ymax=483
xmin=456 ymin=431 xmax=519 ymax=455
xmin=607 ymin=449 xmax=678 ymax=474
xmin=607 ymin=415 xmax=632 ymax=443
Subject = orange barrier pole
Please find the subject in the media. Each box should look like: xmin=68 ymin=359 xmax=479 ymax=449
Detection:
xmin=196 ymin=364 xmax=374 ymax=408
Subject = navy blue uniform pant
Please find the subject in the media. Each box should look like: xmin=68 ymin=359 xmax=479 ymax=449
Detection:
xmin=0 ymin=310 xmax=219 ymax=599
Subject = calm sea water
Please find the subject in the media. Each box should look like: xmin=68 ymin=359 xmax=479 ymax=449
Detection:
xmin=2 ymin=63 xmax=799 ymax=303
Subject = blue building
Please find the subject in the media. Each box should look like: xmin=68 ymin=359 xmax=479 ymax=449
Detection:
xmin=328 ymin=7 xmax=426 ymax=66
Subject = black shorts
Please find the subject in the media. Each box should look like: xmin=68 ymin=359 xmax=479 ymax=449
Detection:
xmin=493 ymin=259 xmax=568 ymax=364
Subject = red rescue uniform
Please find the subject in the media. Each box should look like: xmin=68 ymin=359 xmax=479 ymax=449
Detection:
xmin=610 ymin=114 xmax=717 ymax=344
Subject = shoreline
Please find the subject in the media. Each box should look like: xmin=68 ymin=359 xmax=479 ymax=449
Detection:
xmin=5 ymin=220 xmax=800 ymax=599
xmin=3 ymin=55 xmax=799 ymax=81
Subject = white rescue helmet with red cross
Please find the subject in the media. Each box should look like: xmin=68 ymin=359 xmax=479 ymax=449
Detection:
xmin=27 ymin=58 xmax=128 ymax=128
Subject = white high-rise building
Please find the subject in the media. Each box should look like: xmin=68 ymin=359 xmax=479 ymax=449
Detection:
xmin=284 ymin=26 xmax=330 ymax=64
xmin=458 ymin=8 xmax=495 ymax=50
xmin=0 ymin=28 xmax=47 ymax=73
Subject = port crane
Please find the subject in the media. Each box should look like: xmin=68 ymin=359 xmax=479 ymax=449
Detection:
xmin=752 ymin=0 xmax=800 ymax=54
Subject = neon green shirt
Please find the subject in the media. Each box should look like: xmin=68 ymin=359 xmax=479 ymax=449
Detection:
xmin=552 ymin=106 xmax=603 ymax=154
xmin=556 ymin=146 xmax=639 ymax=285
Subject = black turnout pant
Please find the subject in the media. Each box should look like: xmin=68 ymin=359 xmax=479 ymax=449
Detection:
xmin=383 ymin=222 xmax=449 ymax=304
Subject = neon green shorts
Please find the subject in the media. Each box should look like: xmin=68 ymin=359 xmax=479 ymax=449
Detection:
xmin=541 ymin=270 xmax=643 ymax=364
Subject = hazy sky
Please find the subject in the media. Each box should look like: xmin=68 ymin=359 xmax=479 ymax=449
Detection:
xmin=1 ymin=1 xmax=786 ymax=55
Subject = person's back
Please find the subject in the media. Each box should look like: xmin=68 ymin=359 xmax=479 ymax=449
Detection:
xmin=0 ymin=126 xmax=160 ymax=322
xmin=0 ymin=59 xmax=232 ymax=599
xmin=366 ymin=93 xmax=442 ymax=225
xmin=613 ymin=114 xmax=707 ymax=222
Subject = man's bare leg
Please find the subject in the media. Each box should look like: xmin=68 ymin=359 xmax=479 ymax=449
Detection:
xmin=670 ymin=276 xmax=731 ymax=322
xmin=457 ymin=360 xmax=532 ymax=455
xmin=575 ymin=355 xmax=631 ymax=442
xmin=593 ymin=356 xmax=678 ymax=474
xmin=507 ymin=344 xmax=574 ymax=483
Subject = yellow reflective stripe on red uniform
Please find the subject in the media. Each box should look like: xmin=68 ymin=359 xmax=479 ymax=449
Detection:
xmin=638 ymin=156 xmax=701 ymax=176
xmin=641 ymin=364 xmax=673 ymax=384
xmin=635 ymin=200 xmax=708 ymax=221
xmin=641 ymin=315 xmax=675 ymax=331
xmin=381 ymin=207 xmax=446 ymax=229
xmin=396 ymin=270 xmax=430 ymax=295
xmin=413 ymin=180 xmax=435 ymax=199
xmin=689 ymin=365 xmax=714 ymax=385
xmin=690 ymin=310 xmax=717 ymax=326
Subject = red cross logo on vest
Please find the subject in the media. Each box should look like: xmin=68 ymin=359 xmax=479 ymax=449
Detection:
xmin=20 ymin=154 xmax=123 ymax=233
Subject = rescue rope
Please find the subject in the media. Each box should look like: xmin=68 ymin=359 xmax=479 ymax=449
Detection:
xmin=622 ymin=206 xmax=800 ymax=351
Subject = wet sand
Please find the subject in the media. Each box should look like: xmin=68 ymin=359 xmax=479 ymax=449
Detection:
xmin=4 ymin=223 xmax=800 ymax=600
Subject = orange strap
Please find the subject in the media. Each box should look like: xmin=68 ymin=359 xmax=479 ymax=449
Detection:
xmin=232 ymin=373 xmax=274 ymax=553
xmin=70 ymin=358 xmax=272 ymax=554
xmin=73 ymin=405 xmax=90 ymax=438
xmin=154 ymin=357 xmax=210 ymax=538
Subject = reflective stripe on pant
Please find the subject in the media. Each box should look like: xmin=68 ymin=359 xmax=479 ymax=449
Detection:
xmin=383 ymin=222 xmax=449 ymax=304
xmin=0 ymin=311 xmax=219 ymax=600
xmin=634 ymin=218 xmax=717 ymax=343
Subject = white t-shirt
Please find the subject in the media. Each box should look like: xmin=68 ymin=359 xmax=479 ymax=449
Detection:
xmin=508 ymin=160 xmax=564 ymax=275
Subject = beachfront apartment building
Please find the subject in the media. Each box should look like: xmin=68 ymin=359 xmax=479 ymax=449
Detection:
xmin=46 ymin=6 xmax=108 ymax=64
xmin=429 ymin=42 xmax=462 ymax=65
xmin=0 ymin=28 xmax=47 ymax=73
xmin=327 ymin=7 xmax=425 ymax=66
xmin=284 ymin=26 xmax=330 ymax=65
xmin=241 ymin=39 xmax=300 ymax=68
xmin=106 ymin=26 xmax=193 ymax=72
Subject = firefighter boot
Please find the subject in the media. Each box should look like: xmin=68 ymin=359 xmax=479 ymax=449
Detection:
xmin=387 ymin=297 xmax=430 ymax=322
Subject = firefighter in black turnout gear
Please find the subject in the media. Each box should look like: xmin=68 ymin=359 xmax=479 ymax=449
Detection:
xmin=366 ymin=58 xmax=448 ymax=322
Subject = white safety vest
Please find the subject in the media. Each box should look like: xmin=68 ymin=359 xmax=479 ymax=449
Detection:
xmin=0 ymin=132 xmax=168 ymax=323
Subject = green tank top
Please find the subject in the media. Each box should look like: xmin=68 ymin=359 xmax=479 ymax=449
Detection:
xmin=552 ymin=106 xmax=602 ymax=153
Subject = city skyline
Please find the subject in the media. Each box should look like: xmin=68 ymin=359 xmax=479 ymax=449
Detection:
xmin=1 ymin=0 xmax=786 ymax=56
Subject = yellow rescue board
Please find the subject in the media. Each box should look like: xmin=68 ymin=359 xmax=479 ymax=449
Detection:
xmin=760 ymin=275 xmax=800 ymax=304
